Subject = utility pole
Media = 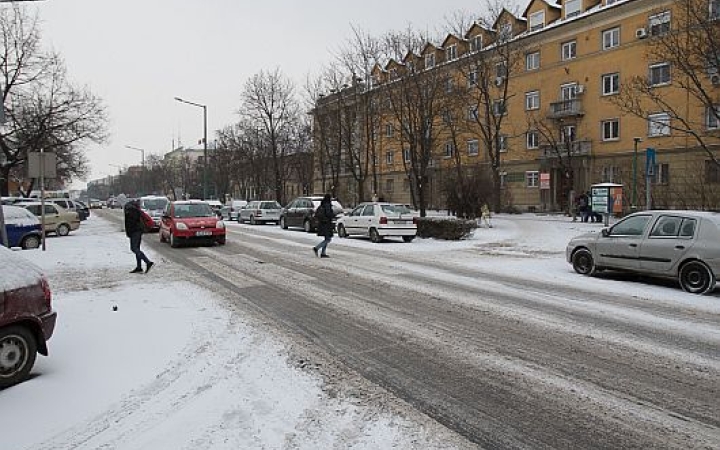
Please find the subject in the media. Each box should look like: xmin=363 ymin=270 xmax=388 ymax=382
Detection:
xmin=174 ymin=97 xmax=208 ymax=200
xmin=632 ymin=137 xmax=642 ymax=211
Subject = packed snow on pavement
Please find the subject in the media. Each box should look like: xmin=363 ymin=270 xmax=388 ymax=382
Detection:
xmin=1 ymin=213 xmax=718 ymax=449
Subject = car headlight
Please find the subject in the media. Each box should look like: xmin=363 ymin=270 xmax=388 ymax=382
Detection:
xmin=216 ymin=220 xmax=225 ymax=229
xmin=175 ymin=222 xmax=188 ymax=230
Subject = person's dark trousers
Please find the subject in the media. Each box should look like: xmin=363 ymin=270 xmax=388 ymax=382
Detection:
xmin=129 ymin=231 xmax=151 ymax=269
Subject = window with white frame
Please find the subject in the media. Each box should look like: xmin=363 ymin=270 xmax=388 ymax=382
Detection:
xmin=385 ymin=179 xmax=394 ymax=192
xmin=606 ymin=0 xmax=619 ymax=5
xmin=445 ymin=76 xmax=454 ymax=92
xmin=649 ymin=11 xmax=671 ymax=36
xmin=386 ymin=123 xmax=394 ymax=137
xmin=493 ymin=99 xmax=507 ymax=116
xmin=712 ymin=0 xmax=720 ymax=20
xmin=526 ymin=130 xmax=539 ymax=149
xmin=425 ymin=53 xmax=435 ymax=69
xmin=442 ymin=109 xmax=453 ymax=124
xmin=602 ymin=166 xmax=620 ymax=182
xmin=498 ymin=134 xmax=508 ymax=152
xmin=602 ymin=27 xmax=620 ymax=50
xmin=444 ymin=142 xmax=455 ymax=158
xmin=500 ymin=171 xmax=507 ymax=189
xmin=602 ymin=73 xmax=620 ymax=95
xmin=496 ymin=61 xmax=508 ymax=78
xmin=707 ymin=105 xmax=720 ymax=129
xmin=529 ymin=10 xmax=545 ymax=31
xmin=468 ymin=105 xmax=478 ymax=121
xmin=654 ymin=163 xmax=670 ymax=184
xmin=648 ymin=113 xmax=671 ymax=136
xmin=526 ymin=171 xmax=539 ymax=187
xmin=562 ymin=40 xmax=577 ymax=61
xmin=499 ymin=23 xmax=513 ymax=42
xmin=525 ymin=91 xmax=540 ymax=110
xmin=561 ymin=125 xmax=577 ymax=142
xmin=403 ymin=148 xmax=411 ymax=162
xmin=561 ymin=83 xmax=578 ymax=100
xmin=601 ymin=119 xmax=620 ymax=141
xmin=385 ymin=150 xmax=394 ymax=164
xmin=526 ymin=51 xmax=540 ymax=71
xmin=649 ymin=63 xmax=671 ymax=86
xmin=445 ymin=44 xmax=457 ymax=61
xmin=565 ymin=0 xmax=582 ymax=18
xmin=467 ymin=139 xmax=479 ymax=156
xmin=468 ymin=70 xmax=478 ymax=87
xmin=470 ymin=35 xmax=483 ymax=52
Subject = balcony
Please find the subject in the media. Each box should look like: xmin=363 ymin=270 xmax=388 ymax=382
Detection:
xmin=547 ymin=99 xmax=584 ymax=119
xmin=539 ymin=140 xmax=592 ymax=159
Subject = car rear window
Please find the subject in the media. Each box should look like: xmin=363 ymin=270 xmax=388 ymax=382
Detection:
xmin=142 ymin=198 xmax=168 ymax=210
xmin=260 ymin=202 xmax=280 ymax=209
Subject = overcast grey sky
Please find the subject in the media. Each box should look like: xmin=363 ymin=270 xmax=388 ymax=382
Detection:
xmin=31 ymin=0 xmax=519 ymax=186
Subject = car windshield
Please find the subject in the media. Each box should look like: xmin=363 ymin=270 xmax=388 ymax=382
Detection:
xmin=142 ymin=198 xmax=168 ymax=210
xmin=173 ymin=203 xmax=214 ymax=218
xmin=381 ymin=204 xmax=413 ymax=214
xmin=260 ymin=202 xmax=280 ymax=209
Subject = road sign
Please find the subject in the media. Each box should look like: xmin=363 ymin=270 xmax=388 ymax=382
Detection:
xmin=28 ymin=152 xmax=57 ymax=179
xmin=645 ymin=148 xmax=656 ymax=176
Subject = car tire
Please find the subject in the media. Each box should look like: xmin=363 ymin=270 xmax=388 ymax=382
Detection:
xmin=56 ymin=223 xmax=70 ymax=236
xmin=338 ymin=224 xmax=348 ymax=238
xmin=402 ymin=236 xmax=415 ymax=243
xmin=369 ymin=228 xmax=382 ymax=243
xmin=280 ymin=217 xmax=288 ymax=229
xmin=0 ymin=325 xmax=38 ymax=389
xmin=572 ymin=248 xmax=596 ymax=276
xmin=21 ymin=235 xmax=41 ymax=250
xmin=250 ymin=216 xmax=256 ymax=225
xmin=217 ymin=237 xmax=226 ymax=246
xmin=303 ymin=219 xmax=312 ymax=233
xmin=679 ymin=261 xmax=716 ymax=295
xmin=170 ymin=232 xmax=179 ymax=248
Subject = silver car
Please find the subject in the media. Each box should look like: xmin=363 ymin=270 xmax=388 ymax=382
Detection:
xmin=238 ymin=200 xmax=282 ymax=225
xmin=566 ymin=210 xmax=720 ymax=294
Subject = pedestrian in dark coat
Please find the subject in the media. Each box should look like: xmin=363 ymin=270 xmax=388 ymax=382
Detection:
xmin=312 ymin=194 xmax=335 ymax=258
xmin=124 ymin=199 xmax=154 ymax=273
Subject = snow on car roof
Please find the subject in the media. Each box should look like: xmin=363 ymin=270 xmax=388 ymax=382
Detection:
xmin=0 ymin=246 xmax=44 ymax=292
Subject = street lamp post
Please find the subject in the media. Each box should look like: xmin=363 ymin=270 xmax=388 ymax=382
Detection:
xmin=632 ymin=137 xmax=642 ymax=211
xmin=125 ymin=145 xmax=146 ymax=196
xmin=174 ymin=96 xmax=208 ymax=200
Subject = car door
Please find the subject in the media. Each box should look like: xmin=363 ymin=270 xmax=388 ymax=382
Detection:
xmin=639 ymin=215 xmax=696 ymax=275
xmin=595 ymin=214 xmax=652 ymax=270
xmin=344 ymin=205 xmax=364 ymax=235
xmin=284 ymin=200 xmax=299 ymax=227
xmin=42 ymin=204 xmax=61 ymax=231
xmin=360 ymin=205 xmax=376 ymax=236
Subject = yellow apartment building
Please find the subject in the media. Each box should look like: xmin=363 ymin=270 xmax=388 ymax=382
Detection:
xmin=311 ymin=0 xmax=720 ymax=213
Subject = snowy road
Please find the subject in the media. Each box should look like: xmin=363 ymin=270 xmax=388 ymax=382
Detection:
xmin=111 ymin=211 xmax=720 ymax=449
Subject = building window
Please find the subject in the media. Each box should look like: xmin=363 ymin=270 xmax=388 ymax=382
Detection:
xmin=601 ymin=119 xmax=620 ymax=141
xmin=385 ymin=123 xmax=394 ymax=138
xmin=526 ymin=130 xmax=539 ymax=149
xmin=445 ymin=44 xmax=457 ymax=61
xmin=602 ymin=73 xmax=620 ymax=95
xmin=602 ymin=166 xmax=620 ymax=183
xmin=444 ymin=142 xmax=455 ymax=158
xmin=442 ymin=109 xmax=453 ymax=124
xmin=562 ymin=40 xmax=577 ymax=61
xmin=500 ymin=171 xmax=507 ymax=189
xmin=712 ymin=0 xmax=720 ymax=20
xmin=493 ymin=99 xmax=507 ymax=116
xmin=649 ymin=63 xmax=671 ymax=86
xmin=498 ymin=134 xmax=508 ymax=152
xmin=654 ymin=163 xmax=670 ymax=185
xmin=561 ymin=83 xmax=578 ymax=100
xmin=525 ymin=91 xmax=540 ymax=110
xmin=649 ymin=11 xmax=671 ymax=36
xmin=707 ymin=105 xmax=720 ymax=129
xmin=385 ymin=179 xmax=394 ymax=192
xmin=403 ymin=148 xmax=411 ymax=162
xmin=602 ymin=27 xmax=620 ymax=50
xmin=495 ymin=61 xmax=508 ymax=78
xmin=529 ymin=10 xmax=545 ymax=31
xmin=467 ymin=139 xmax=479 ymax=156
xmin=526 ymin=51 xmax=540 ymax=71
xmin=468 ymin=105 xmax=478 ymax=121
xmin=565 ymin=0 xmax=582 ymax=18
xmin=499 ymin=23 xmax=513 ymax=42
xmin=706 ymin=160 xmax=720 ymax=183
xmin=425 ymin=53 xmax=435 ymax=69
xmin=561 ymin=125 xmax=577 ymax=143
xmin=648 ymin=113 xmax=671 ymax=136
xmin=445 ymin=76 xmax=454 ymax=92
xmin=468 ymin=70 xmax=478 ymax=87
xmin=385 ymin=151 xmax=394 ymax=164
xmin=526 ymin=171 xmax=539 ymax=188
xmin=470 ymin=35 xmax=483 ymax=52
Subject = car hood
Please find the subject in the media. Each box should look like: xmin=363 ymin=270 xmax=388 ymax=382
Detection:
xmin=174 ymin=217 xmax=219 ymax=227
xmin=568 ymin=231 xmax=602 ymax=245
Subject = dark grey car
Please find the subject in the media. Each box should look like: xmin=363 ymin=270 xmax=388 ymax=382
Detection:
xmin=279 ymin=196 xmax=343 ymax=232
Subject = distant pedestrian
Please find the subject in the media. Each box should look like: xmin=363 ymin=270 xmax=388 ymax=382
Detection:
xmin=577 ymin=192 xmax=589 ymax=223
xmin=124 ymin=199 xmax=154 ymax=273
xmin=312 ymin=194 xmax=336 ymax=258
xmin=480 ymin=203 xmax=493 ymax=228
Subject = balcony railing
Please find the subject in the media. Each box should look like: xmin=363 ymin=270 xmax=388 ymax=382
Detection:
xmin=547 ymin=98 xmax=584 ymax=119
xmin=539 ymin=140 xmax=592 ymax=159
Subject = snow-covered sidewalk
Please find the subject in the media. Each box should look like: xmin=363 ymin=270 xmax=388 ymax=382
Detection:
xmin=0 ymin=217 xmax=469 ymax=450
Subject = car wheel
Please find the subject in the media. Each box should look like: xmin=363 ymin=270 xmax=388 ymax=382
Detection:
xmin=572 ymin=248 xmax=596 ymax=276
xmin=303 ymin=219 xmax=312 ymax=233
xmin=250 ymin=215 xmax=256 ymax=225
xmin=402 ymin=236 xmax=415 ymax=243
xmin=369 ymin=228 xmax=382 ymax=243
xmin=338 ymin=224 xmax=348 ymax=238
xmin=56 ymin=223 xmax=70 ymax=236
xmin=0 ymin=325 xmax=38 ymax=389
xmin=280 ymin=217 xmax=288 ymax=229
xmin=21 ymin=235 xmax=41 ymax=250
xmin=170 ymin=232 xmax=179 ymax=248
xmin=679 ymin=261 xmax=716 ymax=295
xmin=217 ymin=237 xmax=226 ymax=246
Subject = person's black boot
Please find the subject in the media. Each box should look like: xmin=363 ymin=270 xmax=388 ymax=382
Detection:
xmin=130 ymin=267 xmax=143 ymax=274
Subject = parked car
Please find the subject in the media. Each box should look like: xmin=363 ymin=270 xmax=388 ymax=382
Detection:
xmin=45 ymin=198 xmax=87 ymax=221
xmin=0 ymin=246 xmax=57 ymax=388
xmin=566 ymin=210 xmax=720 ymax=294
xmin=238 ymin=200 xmax=282 ymax=225
xmin=74 ymin=200 xmax=91 ymax=221
xmin=2 ymin=205 xmax=42 ymax=249
xmin=279 ymin=196 xmax=344 ymax=232
xmin=227 ymin=200 xmax=248 ymax=221
xmin=205 ymin=200 xmax=223 ymax=216
xmin=19 ymin=202 xmax=81 ymax=236
xmin=159 ymin=200 xmax=226 ymax=247
xmin=336 ymin=202 xmax=417 ymax=243
xmin=138 ymin=195 xmax=169 ymax=231
xmin=219 ymin=206 xmax=232 ymax=221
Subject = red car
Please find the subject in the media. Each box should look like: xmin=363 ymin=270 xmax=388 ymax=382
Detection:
xmin=159 ymin=200 xmax=227 ymax=248
xmin=0 ymin=246 xmax=57 ymax=388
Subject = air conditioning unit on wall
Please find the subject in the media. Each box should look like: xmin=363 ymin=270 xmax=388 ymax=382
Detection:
xmin=495 ymin=76 xmax=505 ymax=86
xmin=636 ymin=27 xmax=648 ymax=39
xmin=576 ymin=85 xmax=585 ymax=94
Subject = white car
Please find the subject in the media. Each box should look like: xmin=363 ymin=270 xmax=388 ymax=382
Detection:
xmin=238 ymin=200 xmax=282 ymax=225
xmin=336 ymin=202 xmax=417 ymax=243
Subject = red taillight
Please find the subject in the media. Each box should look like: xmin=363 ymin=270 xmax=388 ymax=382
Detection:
xmin=255 ymin=210 xmax=262 ymax=216
xmin=379 ymin=216 xmax=388 ymax=225
xmin=41 ymin=276 xmax=52 ymax=309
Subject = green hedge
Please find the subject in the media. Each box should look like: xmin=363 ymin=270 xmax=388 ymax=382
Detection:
xmin=416 ymin=217 xmax=478 ymax=240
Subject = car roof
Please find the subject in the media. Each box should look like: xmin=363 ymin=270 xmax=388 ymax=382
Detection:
xmin=171 ymin=200 xmax=210 ymax=205
xmin=630 ymin=210 xmax=720 ymax=225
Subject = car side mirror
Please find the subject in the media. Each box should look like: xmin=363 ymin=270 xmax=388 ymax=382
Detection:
xmin=601 ymin=228 xmax=609 ymax=237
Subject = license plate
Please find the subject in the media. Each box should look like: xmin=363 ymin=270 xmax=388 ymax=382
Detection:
xmin=196 ymin=231 xmax=212 ymax=236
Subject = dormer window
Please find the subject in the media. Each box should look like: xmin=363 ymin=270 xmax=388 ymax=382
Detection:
xmin=529 ymin=11 xmax=545 ymax=32
xmin=499 ymin=23 xmax=513 ymax=42
xmin=390 ymin=68 xmax=398 ymax=80
xmin=565 ymin=0 xmax=582 ymax=18
xmin=445 ymin=44 xmax=457 ymax=61
xmin=470 ymin=35 xmax=483 ymax=52
xmin=425 ymin=53 xmax=436 ymax=69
